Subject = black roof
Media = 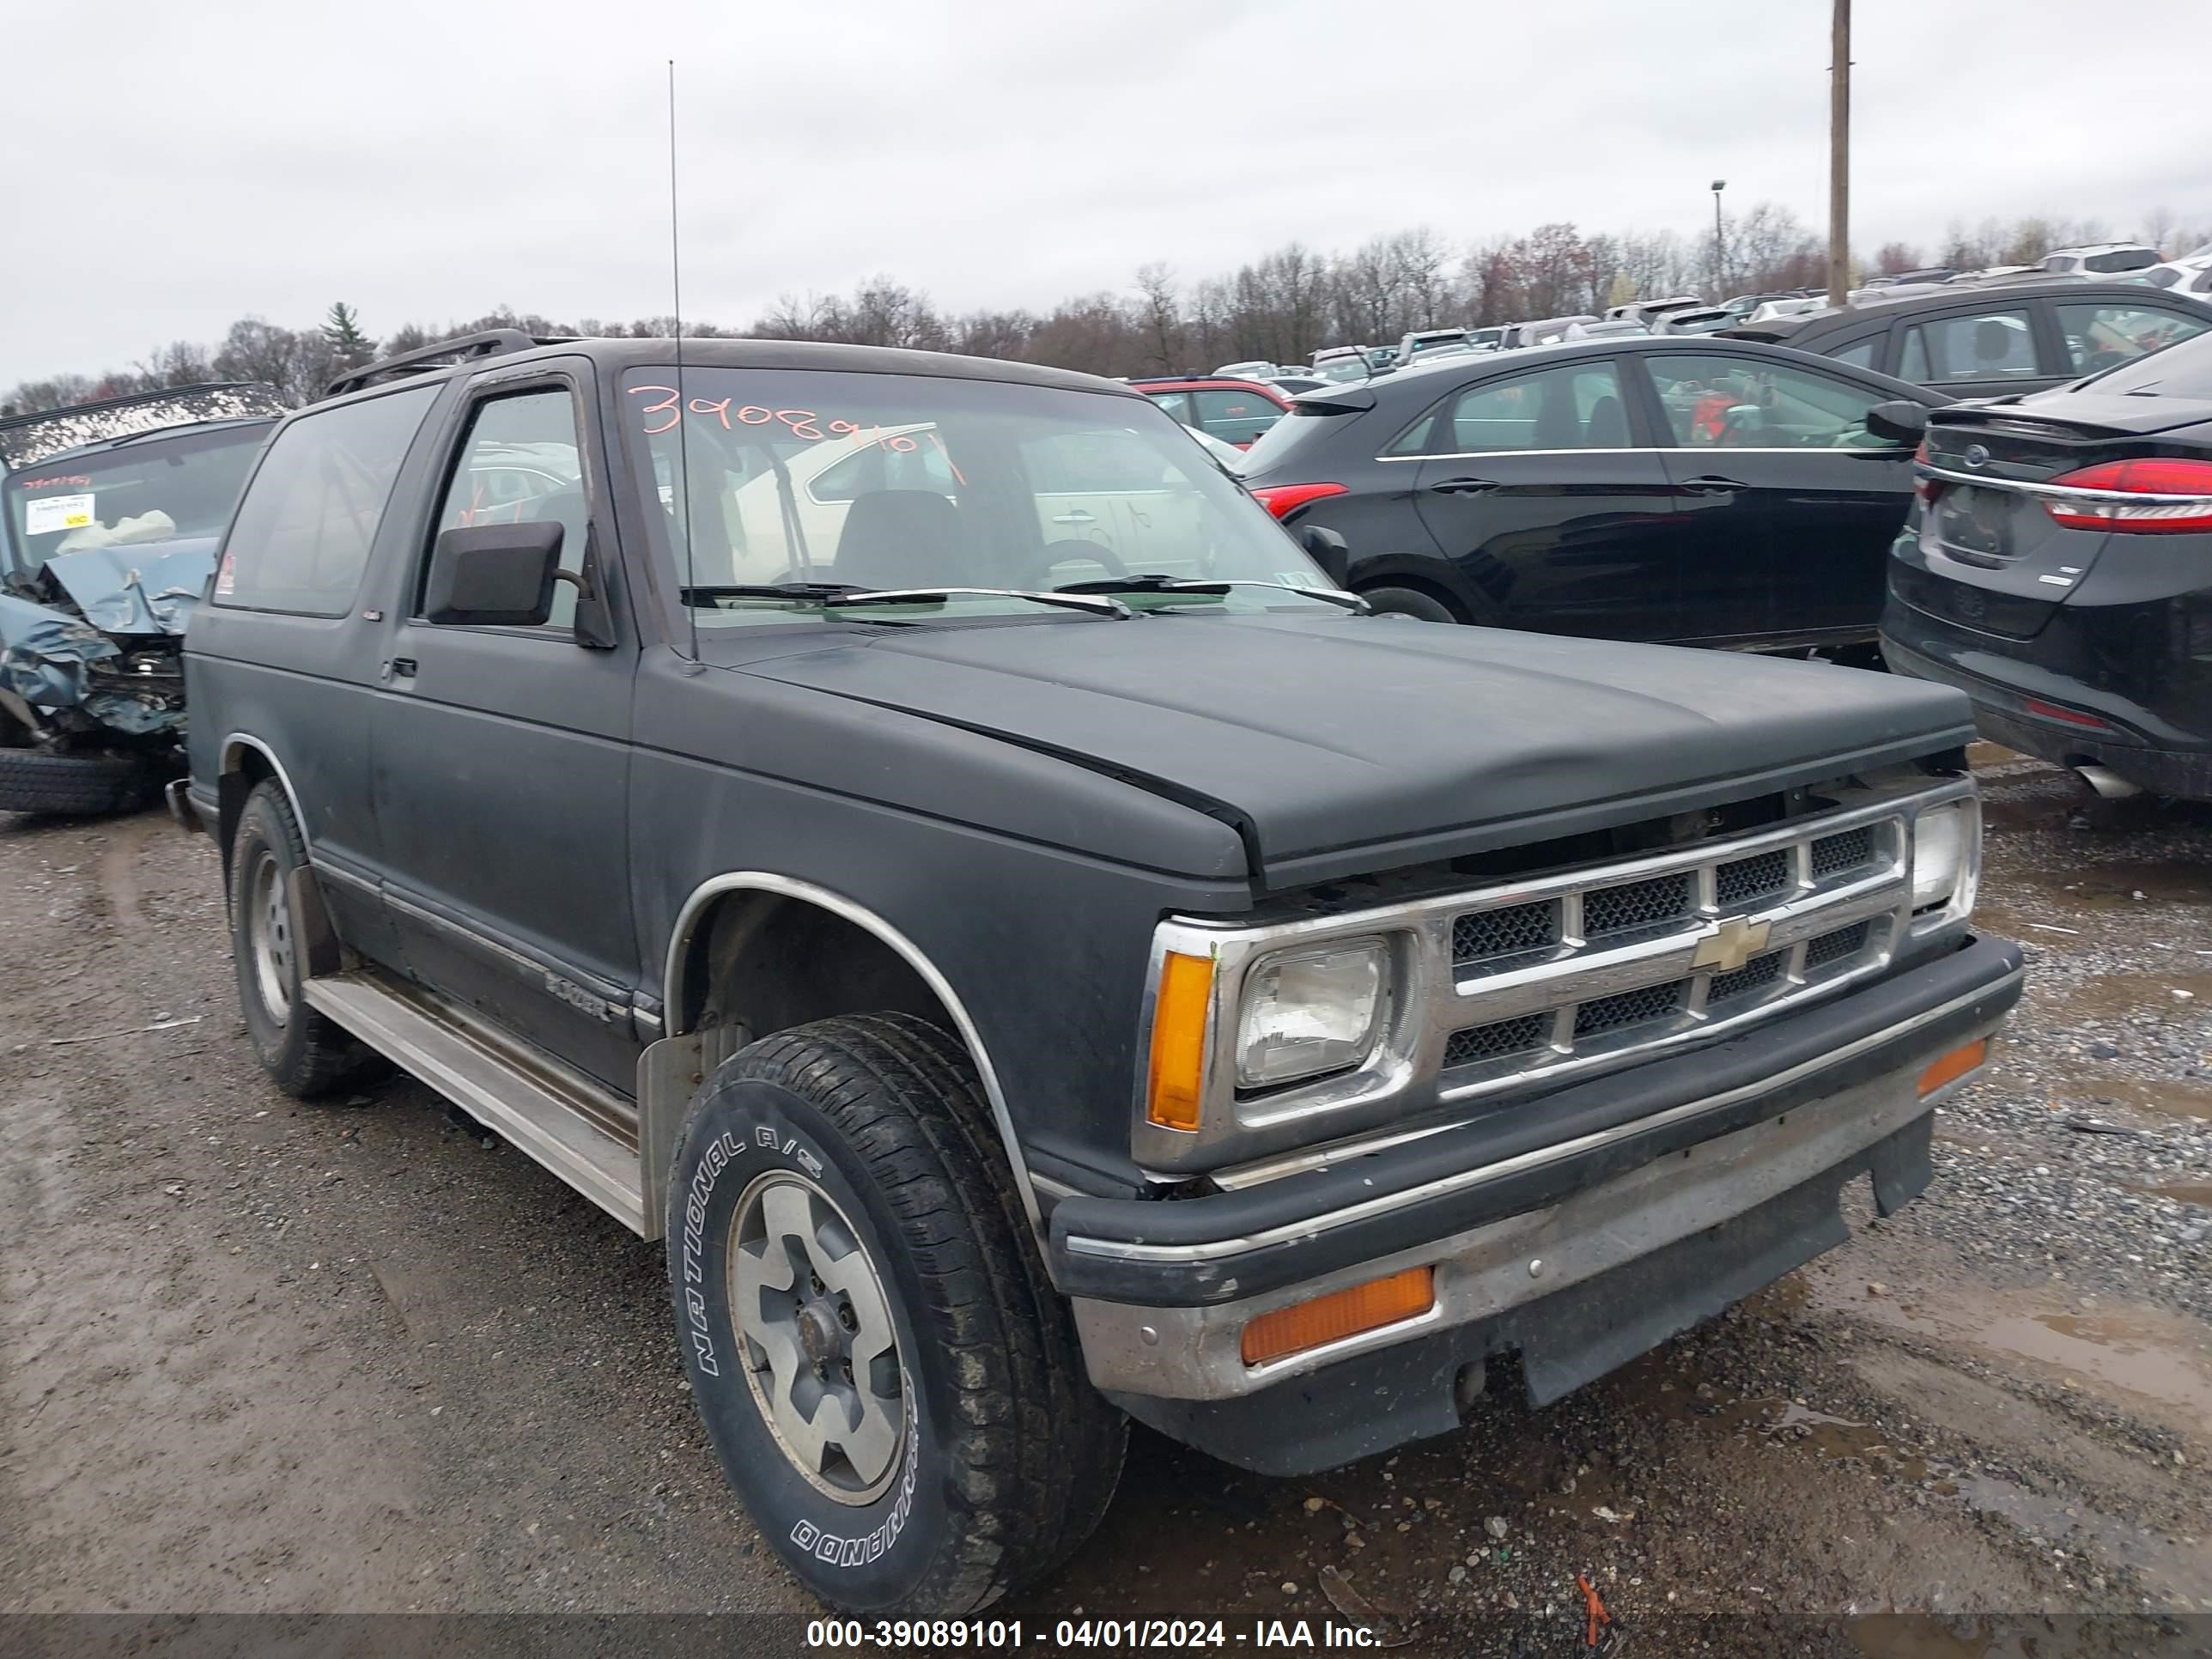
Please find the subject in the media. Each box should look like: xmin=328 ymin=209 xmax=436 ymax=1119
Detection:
xmin=320 ymin=329 xmax=1139 ymax=407
xmin=1719 ymin=281 xmax=2212 ymax=345
xmin=1290 ymin=332 xmax=1942 ymax=412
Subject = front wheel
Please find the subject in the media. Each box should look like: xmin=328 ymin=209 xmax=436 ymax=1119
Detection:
xmin=668 ymin=1013 xmax=1126 ymax=1614
xmin=1359 ymin=585 xmax=1461 ymax=624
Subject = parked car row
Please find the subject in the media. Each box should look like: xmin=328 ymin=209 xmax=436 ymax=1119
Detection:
xmin=1237 ymin=334 xmax=1941 ymax=655
xmin=1722 ymin=282 xmax=2212 ymax=398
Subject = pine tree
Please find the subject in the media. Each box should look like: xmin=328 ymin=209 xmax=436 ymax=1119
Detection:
xmin=323 ymin=302 xmax=374 ymax=368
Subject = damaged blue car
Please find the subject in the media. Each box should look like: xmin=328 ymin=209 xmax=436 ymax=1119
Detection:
xmin=0 ymin=383 xmax=281 ymax=813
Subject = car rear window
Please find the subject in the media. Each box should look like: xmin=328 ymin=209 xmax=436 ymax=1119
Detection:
xmin=1190 ymin=388 xmax=1281 ymax=446
xmin=2074 ymin=325 xmax=2212 ymax=398
xmin=1238 ymin=401 xmax=1357 ymax=472
xmin=2086 ymin=249 xmax=2156 ymax=274
xmin=2054 ymin=302 xmax=2209 ymax=375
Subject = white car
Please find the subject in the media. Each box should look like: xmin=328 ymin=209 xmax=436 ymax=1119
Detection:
xmin=2039 ymin=243 xmax=2161 ymax=278
xmin=2124 ymin=259 xmax=2212 ymax=298
xmin=1742 ymin=297 xmax=1828 ymax=325
xmin=707 ymin=421 xmax=1219 ymax=585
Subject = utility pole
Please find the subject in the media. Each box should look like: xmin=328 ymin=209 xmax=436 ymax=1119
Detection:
xmin=1711 ymin=179 xmax=1728 ymax=296
xmin=1827 ymin=0 xmax=1851 ymax=307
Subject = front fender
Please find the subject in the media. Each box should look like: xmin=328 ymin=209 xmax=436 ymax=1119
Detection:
xmin=0 ymin=590 xmax=116 ymax=709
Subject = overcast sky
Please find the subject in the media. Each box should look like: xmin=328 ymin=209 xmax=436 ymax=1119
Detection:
xmin=4 ymin=0 xmax=2207 ymax=382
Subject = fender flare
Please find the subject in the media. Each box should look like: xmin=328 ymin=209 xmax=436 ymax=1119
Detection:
xmin=660 ymin=871 xmax=1046 ymax=1237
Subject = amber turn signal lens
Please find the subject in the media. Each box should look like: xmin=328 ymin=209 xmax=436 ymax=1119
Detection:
xmin=1918 ymin=1038 xmax=1988 ymax=1097
xmin=1145 ymin=951 xmax=1215 ymax=1132
xmin=1239 ymin=1267 xmax=1436 ymax=1367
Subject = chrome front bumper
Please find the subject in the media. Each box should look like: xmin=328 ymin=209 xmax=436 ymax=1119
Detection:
xmin=1073 ymin=1002 xmax=2002 ymax=1403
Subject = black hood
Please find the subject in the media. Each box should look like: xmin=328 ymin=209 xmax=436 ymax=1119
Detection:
xmin=736 ymin=611 xmax=1974 ymax=885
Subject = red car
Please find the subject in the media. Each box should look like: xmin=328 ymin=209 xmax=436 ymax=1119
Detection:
xmin=1126 ymin=376 xmax=1291 ymax=447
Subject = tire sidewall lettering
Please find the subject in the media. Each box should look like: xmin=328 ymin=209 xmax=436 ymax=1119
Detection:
xmin=667 ymin=1075 xmax=945 ymax=1603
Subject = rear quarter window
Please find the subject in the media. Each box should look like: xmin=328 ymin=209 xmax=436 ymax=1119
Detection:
xmin=215 ymin=385 xmax=440 ymax=617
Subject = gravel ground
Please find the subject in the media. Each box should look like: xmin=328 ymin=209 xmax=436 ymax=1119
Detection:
xmin=3 ymin=750 xmax=2208 ymax=1659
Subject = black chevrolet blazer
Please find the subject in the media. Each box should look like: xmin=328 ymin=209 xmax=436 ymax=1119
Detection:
xmin=179 ymin=330 xmax=2023 ymax=1617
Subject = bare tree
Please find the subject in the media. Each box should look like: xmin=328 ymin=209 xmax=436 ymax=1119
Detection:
xmin=1133 ymin=263 xmax=1182 ymax=373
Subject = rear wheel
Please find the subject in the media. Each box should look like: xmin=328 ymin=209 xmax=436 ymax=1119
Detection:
xmin=1359 ymin=585 xmax=1461 ymax=624
xmin=668 ymin=1013 xmax=1126 ymax=1613
xmin=228 ymin=781 xmax=373 ymax=1097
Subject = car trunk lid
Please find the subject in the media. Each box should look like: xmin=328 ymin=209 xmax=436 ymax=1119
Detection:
xmin=1902 ymin=409 xmax=2185 ymax=639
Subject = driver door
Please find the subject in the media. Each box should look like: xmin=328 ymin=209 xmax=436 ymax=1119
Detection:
xmin=367 ymin=368 xmax=642 ymax=1087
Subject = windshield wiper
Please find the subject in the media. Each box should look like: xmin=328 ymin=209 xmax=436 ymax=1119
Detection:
xmin=1053 ymin=575 xmax=1367 ymax=612
xmin=682 ymin=581 xmax=863 ymax=603
xmin=822 ymin=586 xmax=1133 ymax=619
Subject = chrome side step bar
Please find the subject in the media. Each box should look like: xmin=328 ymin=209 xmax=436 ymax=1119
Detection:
xmin=303 ymin=971 xmax=650 ymax=1237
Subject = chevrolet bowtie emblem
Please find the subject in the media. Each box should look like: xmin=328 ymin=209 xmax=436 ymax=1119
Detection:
xmin=1692 ymin=915 xmax=1771 ymax=975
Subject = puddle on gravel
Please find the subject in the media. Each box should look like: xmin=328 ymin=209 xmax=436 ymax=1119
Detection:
xmin=2013 ymin=860 xmax=2212 ymax=909
xmin=1998 ymin=1065 xmax=2212 ymax=1124
xmin=2128 ymin=1179 xmax=2212 ymax=1206
xmin=1644 ymin=1374 xmax=2209 ymax=1607
xmin=1813 ymin=1279 xmax=2212 ymax=1431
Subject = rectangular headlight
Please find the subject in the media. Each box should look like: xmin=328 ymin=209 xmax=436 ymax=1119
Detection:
xmin=1910 ymin=799 xmax=1979 ymax=932
xmin=1236 ymin=940 xmax=1386 ymax=1089
xmin=1911 ymin=802 xmax=1968 ymax=910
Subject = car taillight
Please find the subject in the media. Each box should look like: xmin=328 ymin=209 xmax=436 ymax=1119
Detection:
xmin=1249 ymin=482 xmax=1348 ymax=520
xmin=1913 ymin=436 xmax=1938 ymax=503
xmin=2043 ymin=458 xmax=2212 ymax=533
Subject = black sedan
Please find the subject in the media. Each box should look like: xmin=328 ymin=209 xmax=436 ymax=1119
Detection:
xmin=1239 ymin=336 xmax=1945 ymax=653
xmin=1721 ymin=282 xmax=2212 ymax=400
xmin=1880 ymin=329 xmax=2212 ymax=800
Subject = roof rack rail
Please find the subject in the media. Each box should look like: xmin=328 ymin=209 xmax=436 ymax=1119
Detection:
xmin=325 ymin=330 xmax=570 ymax=399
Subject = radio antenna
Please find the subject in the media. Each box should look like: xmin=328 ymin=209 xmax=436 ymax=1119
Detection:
xmin=667 ymin=58 xmax=698 ymax=665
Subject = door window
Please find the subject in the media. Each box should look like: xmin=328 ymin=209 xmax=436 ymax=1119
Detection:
xmin=1387 ymin=361 xmax=1629 ymax=455
xmin=214 ymin=385 xmax=440 ymax=616
xmin=1190 ymin=388 xmax=1281 ymax=446
xmin=1897 ymin=309 xmax=2037 ymax=384
xmin=1826 ymin=337 xmax=1881 ymax=372
xmin=1645 ymin=354 xmax=1902 ymax=448
xmin=1143 ymin=390 xmax=1192 ymax=423
xmin=428 ymin=390 xmax=587 ymax=629
xmin=2055 ymin=302 xmax=2209 ymax=374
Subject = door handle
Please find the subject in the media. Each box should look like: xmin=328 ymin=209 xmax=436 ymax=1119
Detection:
xmin=1051 ymin=509 xmax=1098 ymax=524
xmin=1427 ymin=477 xmax=1501 ymax=495
xmin=1679 ymin=476 xmax=1749 ymax=494
xmin=380 ymin=656 xmax=418 ymax=684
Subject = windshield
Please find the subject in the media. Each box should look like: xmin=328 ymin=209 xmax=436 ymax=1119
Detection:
xmin=621 ymin=368 xmax=1332 ymax=626
xmin=3 ymin=422 xmax=270 ymax=579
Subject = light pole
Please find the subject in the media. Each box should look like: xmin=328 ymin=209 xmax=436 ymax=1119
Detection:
xmin=1711 ymin=179 xmax=1728 ymax=297
xmin=1828 ymin=0 xmax=1852 ymax=307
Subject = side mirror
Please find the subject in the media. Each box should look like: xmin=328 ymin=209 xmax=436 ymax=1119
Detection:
xmin=1298 ymin=523 xmax=1351 ymax=587
xmin=423 ymin=521 xmax=563 ymax=626
xmin=1865 ymin=399 xmax=1929 ymax=445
